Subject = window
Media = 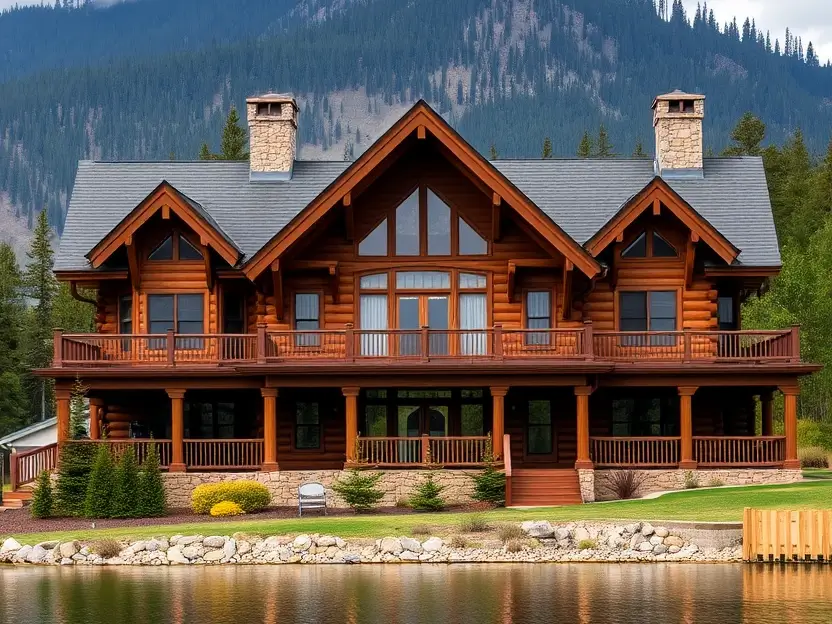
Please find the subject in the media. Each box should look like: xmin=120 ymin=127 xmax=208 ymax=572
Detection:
xmin=459 ymin=218 xmax=487 ymax=255
xmin=621 ymin=230 xmax=677 ymax=259
xmin=620 ymin=291 xmax=676 ymax=346
xmin=179 ymin=236 xmax=203 ymax=260
xmin=527 ymin=400 xmax=552 ymax=454
xmin=652 ymin=232 xmax=677 ymax=257
xmin=717 ymin=296 xmax=735 ymax=330
xmin=396 ymin=271 xmax=450 ymax=289
xmin=621 ymin=232 xmax=647 ymax=258
xmin=427 ymin=190 xmax=451 ymax=255
xmin=149 ymin=294 xmax=175 ymax=335
xmin=149 ymin=236 xmax=174 ymax=261
xmin=148 ymin=232 xmax=203 ymax=261
xmin=612 ymin=396 xmax=678 ymax=437
xmin=358 ymin=219 xmax=388 ymax=256
xmin=395 ymin=191 xmax=419 ymax=255
xmin=525 ymin=291 xmax=551 ymax=345
xmin=295 ymin=402 xmax=321 ymax=449
xmin=294 ymin=293 xmax=320 ymax=346
xmin=148 ymin=293 xmax=204 ymax=347
xmin=119 ymin=295 xmax=133 ymax=334
xmin=222 ymin=293 xmax=245 ymax=334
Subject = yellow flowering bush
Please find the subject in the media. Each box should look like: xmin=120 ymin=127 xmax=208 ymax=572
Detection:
xmin=209 ymin=500 xmax=245 ymax=517
xmin=192 ymin=480 xmax=271 ymax=514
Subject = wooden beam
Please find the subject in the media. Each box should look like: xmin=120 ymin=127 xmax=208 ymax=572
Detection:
xmin=691 ymin=231 xmax=700 ymax=243
xmin=492 ymin=193 xmax=501 ymax=242
xmin=202 ymin=244 xmax=213 ymax=290
xmin=508 ymin=258 xmax=559 ymax=269
xmin=562 ymin=260 xmax=574 ymax=321
xmin=271 ymin=260 xmax=284 ymax=322
xmin=615 ymin=233 xmax=624 ymax=243
xmin=685 ymin=236 xmax=696 ymax=288
xmin=126 ymin=242 xmax=140 ymax=291
xmin=652 ymin=199 xmax=661 ymax=216
xmin=161 ymin=205 xmax=170 ymax=220
xmin=417 ymin=124 xmax=426 ymax=140
xmin=507 ymin=262 xmax=516 ymax=302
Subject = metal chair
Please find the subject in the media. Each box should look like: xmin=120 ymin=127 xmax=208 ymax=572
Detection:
xmin=298 ymin=482 xmax=327 ymax=516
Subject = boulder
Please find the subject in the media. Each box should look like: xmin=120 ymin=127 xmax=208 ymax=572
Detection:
xmin=641 ymin=523 xmax=655 ymax=537
xmin=399 ymin=537 xmax=422 ymax=553
xmin=166 ymin=546 xmax=189 ymax=565
xmin=1 ymin=538 xmax=22 ymax=553
xmin=237 ymin=541 xmax=252 ymax=555
xmin=27 ymin=545 xmax=48 ymax=563
xmin=16 ymin=545 xmax=32 ymax=561
xmin=37 ymin=541 xmax=59 ymax=550
xmin=203 ymin=550 xmax=225 ymax=562
xmin=58 ymin=541 xmax=78 ymax=559
xmin=624 ymin=523 xmax=641 ymax=534
xmin=203 ymin=536 xmax=226 ymax=549
xmin=293 ymin=535 xmax=312 ymax=552
xmin=637 ymin=542 xmax=654 ymax=552
xmin=554 ymin=528 xmax=571 ymax=541
xmin=177 ymin=536 xmax=200 ymax=546
xmin=399 ymin=551 xmax=420 ymax=561
xmin=653 ymin=544 xmax=668 ymax=555
xmin=665 ymin=536 xmax=684 ymax=548
xmin=607 ymin=535 xmax=625 ymax=549
xmin=131 ymin=541 xmax=147 ymax=553
xmin=335 ymin=537 xmax=346 ymax=549
xmin=60 ymin=558 xmax=74 ymax=566
xmin=182 ymin=546 xmax=200 ymax=560
xmin=379 ymin=537 xmax=403 ymax=554
xmin=649 ymin=535 xmax=664 ymax=546
xmin=573 ymin=527 xmax=591 ymax=543
xmin=422 ymin=537 xmax=443 ymax=552
xmin=224 ymin=538 xmax=237 ymax=560
xmin=654 ymin=527 xmax=669 ymax=538
xmin=629 ymin=534 xmax=646 ymax=550
xmin=316 ymin=535 xmax=337 ymax=547
xmin=668 ymin=545 xmax=681 ymax=554
xmin=522 ymin=521 xmax=555 ymax=538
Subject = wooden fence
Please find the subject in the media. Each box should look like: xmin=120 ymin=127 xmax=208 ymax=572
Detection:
xmin=743 ymin=508 xmax=832 ymax=562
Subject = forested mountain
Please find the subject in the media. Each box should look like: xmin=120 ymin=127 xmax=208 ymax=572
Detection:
xmin=1 ymin=0 xmax=831 ymax=237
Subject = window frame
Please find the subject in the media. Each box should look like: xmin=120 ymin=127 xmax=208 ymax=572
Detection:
xmin=221 ymin=290 xmax=247 ymax=335
xmin=146 ymin=230 xmax=204 ymax=262
xmin=619 ymin=227 xmax=679 ymax=260
xmin=293 ymin=291 xmax=323 ymax=347
xmin=523 ymin=289 xmax=554 ymax=346
xmin=146 ymin=292 xmax=206 ymax=348
xmin=526 ymin=399 xmax=554 ymax=456
xmin=293 ymin=401 xmax=322 ymax=450
xmin=616 ymin=290 xmax=680 ymax=332
xmin=611 ymin=395 xmax=679 ymax=437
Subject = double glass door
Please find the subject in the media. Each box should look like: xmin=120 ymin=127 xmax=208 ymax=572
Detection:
xmin=397 ymin=403 xmax=449 ymax=462
xmin=397 ymin=295 xmax=449 ymax=355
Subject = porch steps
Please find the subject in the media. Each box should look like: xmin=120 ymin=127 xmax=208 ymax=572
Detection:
xmin=508 ymin=469 xmax=583 ymax=507
xmin=1 ymin=490 xmax=33 ymax=510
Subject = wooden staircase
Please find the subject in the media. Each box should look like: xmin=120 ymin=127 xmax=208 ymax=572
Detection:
xmin=1 ymin=488 xmax=33 ymax=510
xmin=506 ymin=468 xmax=583 ymax=507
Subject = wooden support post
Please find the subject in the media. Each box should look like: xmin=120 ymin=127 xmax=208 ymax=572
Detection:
xmin=493 ymin=323 xmax=503 ymax=359
xmin=490 ymin=387 xmax=508 ymax=460
xmin=678 ymin=386 xmax=698 ymax=469
xmin=53 ymin=328 xmax=64 ymax=367
xmin=574 ymin=385 xmax=593 ymax=469
xmin=790 ymin=325 xmax=801 ymax=362
xmin=257 ymin=323 xmax=267 ymax=363
xmin=781 ymin=386 xmax=800 ymax=469
xmin=343 ymin=387 xmax=360 ymax=464
xmin=261 ymin=388 xmax=279 ymax=471
xmin=166 ymin=329 xmax=176 ymax=365
xmin=56 ymin=386 xmax=71 ymax=446
xmin=167 ymin=389 xmax=187 ymax=472
xmin=421 ymin=434 xmax=430 ymax=464
xmin=88 ymin=399 xmax=104 ymax=440
xmin=583 ymin=320 xmax=594 ymax=359
xmin=345 ymin=323 xmax=355 ymax=361
xmin=760 ymin=391 xmax=774 ymax=437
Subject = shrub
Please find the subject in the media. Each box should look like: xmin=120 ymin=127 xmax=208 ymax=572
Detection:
xmin=30 ymin=470 xmax=53 ymax=519
xmin=89 ymin=538 xmax=122 ymax=559
xmin=411 ymin=524 xmax=432 ymax=536
xmin=331 ymin=470 xmax=384 ymax=512
xmin=69 ymin=377 xmax=89 ymax=440
xmin=394 ymin=497 xmax=410 ymax=508
xmin=457 ymin=513 xmax=490 ymax=533
xmin=496 ymin=524 xmax=525 ymax=542
xmin=449 ymin=535 xmax=469 ymax=548
xmin=469 ymin=437 xmax=505 ymax=506
xmin=84 ymin=443 xmax=114 ymax=519
xmin=683 ymin=471 xmax=700 ymax=490
xmin=111 ymin=447 xmax=141 ymax=519
xmin=797 ymin=420 xmax=832 ymax=451
xmin=706 ymin=477 xmax=726 ymax=488
xmin=504 ymin=538 xmax=525 ymax=553
xmin=137 ymin=442 xmax=167 ymax=517
xmin=799 ymin=446 xmax=830 ymax=468
xmin=408 ymin=472 xmax=446 ymax=512
xmin=54 ymin=442 xmax=97 ymax=517
xmin=191 ymin=481 xmax=271 ymax=514
xmin=210 ymin=500 xmax=245 ymax=517
xmin=578 ymin=538 xmax=597 ymax=550
xmin=602 ymin=470 xmax=647 ymax=500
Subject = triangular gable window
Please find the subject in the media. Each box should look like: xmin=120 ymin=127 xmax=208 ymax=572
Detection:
xmin=149 ymin=236 xmax=174 ymax=261
xmin=652 ymin=232 xmax=677 ymax=257
xmin=179 ymin=235 xmax=203 ymax=260
xmin=395 ymin=191 xmax=419 ymax=255
xmin=459 ymin=217 xmax=487 ymax=255
xmin=621 ymin=232 xmax=647 ymax=258
xmin=359 ymin=219 xmax=388 ymax=256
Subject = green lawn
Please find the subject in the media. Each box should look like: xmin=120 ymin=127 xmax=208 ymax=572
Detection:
xmin=6 ymin=480 xmax=832 ymax=544
xmin=803 ymin=469 xmax=832 ymax=480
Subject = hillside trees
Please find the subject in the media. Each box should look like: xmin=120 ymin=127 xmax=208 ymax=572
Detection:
xmin=0 ymin=242 xmax=28 ymax=436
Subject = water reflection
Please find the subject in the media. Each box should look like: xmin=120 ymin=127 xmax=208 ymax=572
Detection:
xmin=1 ymin=563 xmax=831 ymax=624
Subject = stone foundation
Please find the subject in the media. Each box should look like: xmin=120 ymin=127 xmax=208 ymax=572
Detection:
xmin=577 ymin=469 xmax=595 ymax=503
xmin=593 ymin=468 xmax=802 ymax=501
xmin=163 ymin=470 xmax=477 ymax=509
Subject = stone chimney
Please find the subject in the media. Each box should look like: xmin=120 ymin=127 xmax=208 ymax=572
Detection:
xmin=246 ymin=93 xmax=299 ymax=180
xmin=652 ymin=90 xmax=705 ymax=178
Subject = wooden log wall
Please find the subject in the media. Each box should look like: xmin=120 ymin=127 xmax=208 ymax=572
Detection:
xmin=276 ymin=389 xmax=346 ymax=470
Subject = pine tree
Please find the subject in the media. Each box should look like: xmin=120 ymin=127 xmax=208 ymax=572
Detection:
xmin=0 ymin=242 xmax=27 ymax=437
xmin=198 ymin=142 xmax=213 ymax=160
xmin=22 ymin=210 xmax=57 ymax=421
xmin=633 ymin=140 xmax=648 ymax=158
xmin=52 ymin=282 xmax=95 ymax=333
xmin=137 ymin=441 xmax=167 ymax=517
xmin=111 ymin=447 xmax=141 ymax=518
xmin=542 ymin=137 xmax=553 ymax=159
xmin=489 ymin=144 xmax=499 ymax=160
xmin=54 ymin=442 xmax=96 ymax=517
xmin=408 ymin=472 xmax=446 ymax=511
xmin=68 ymin=377 xmax=88 ymax=439
xmin=577 ymin=131 xmax=593 ymax=158
xmin=84 ymin=443 xmax=114 ymax=518
xmin=597 ymin=124 xmax=615 ymax=158
xmin=30 ymin=470 xmax=54 ymax=519
xmin=218 ymin=106 xmax=248 ymax=160
xmin=722 ymin=113 xmax=766 ymax=156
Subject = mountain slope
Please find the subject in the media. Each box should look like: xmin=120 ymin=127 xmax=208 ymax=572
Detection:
xmin=0 ymin=0 xmax=830 ymax=239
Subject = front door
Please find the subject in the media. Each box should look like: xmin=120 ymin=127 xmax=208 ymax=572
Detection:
xmin=396 ymin=295 xmax=449 ymax=355
xmin=397 ymin=404 xmax=449 ymax=462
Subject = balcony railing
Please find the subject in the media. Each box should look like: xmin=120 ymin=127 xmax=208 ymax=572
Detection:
xmin=590 ymin=436 xmax=787 ymax=468
xmin=52 ymin=326 xmax=801 ymax=367
xmin=355 ymin=435 xmax=491 ymax=467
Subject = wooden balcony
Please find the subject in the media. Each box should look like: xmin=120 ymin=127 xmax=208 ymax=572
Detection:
xmin=590 ymin=436 xmax=788 ymax=468
xmin=51 ymin=326 xmax=802 ymax=369
xmin=355 ymin=435 xmax=491 ymax=467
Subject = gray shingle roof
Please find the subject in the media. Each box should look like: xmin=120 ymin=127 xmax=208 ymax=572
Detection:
xmin=56 ymin=156 xmax=779 ymax=271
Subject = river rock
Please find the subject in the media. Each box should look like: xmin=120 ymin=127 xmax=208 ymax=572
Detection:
xmin=641 ymin=524 xmax=655 ymax=537
xmin=624 ymin=523 xmax=641 ymax=534
xmin=668 ymin=545 xmax=681 ymax=554
xmin=16 ymin=545 xmax=32 ymax=561
xmin=177 ymin=536 xmax=200 ymax=546
xmin=607 ymin=535 xmax=624 ymax=549
xmin=224 ymin=538 xmax=237 ymax=560
xmin=573 ymin=527 xmax=591 ymax=543
xmin=665 ymin=536 xmax=684 ymax=548
xmin=131 ymin=541 xmax=147 ymax=554
xmin=293 ymin=535 xmax=312 ymax=551
xmin=649 ymin=535 xmax=664 ymax=546
xmin=237 ymin=541 xmax=251 ymax=555
xmin=554 ymin=528 xmax=571 ymax=541
xmin=400 ymin=537 xmax=422 ymax=553
xmin=203 ymin=536 xmax=225 ymax=549
xmin=522 ymin=521 xmax=554 ymax=538
xmin=335 ymin=537 xmax=346 ymax=548
xmin=182 ymin=546 xmax=200 ymax=560
xmin=379 ymin=538 xmax=403 ymax=554
xmin=316 ymin=535 xmax=337 ymax=547
xmin=59 ymin=542 xmax=78 ymax=559
xmin=638 ymin=541 xmax=654 ymax=552
xmin=1 ymin=538 xmax=22 ymax=553
xmin=654 ymin=527 xmax=669 ymax=538
xmin=422 ymin=537 xmax=443 ymax=552
xmin=60 ymin=558 xmax=74 ymax=566
xmin=27 ymin=545 xmax=48 ymax=563
xmin=629 ymin=534 xmax=646 ymax=549
xmin=400 ymin=550 xmax=420 ymax=561
xmin=203 ymin=550 xmax=225 ymax=562
xmin=653 ymin=545 xmax=668 ymax=555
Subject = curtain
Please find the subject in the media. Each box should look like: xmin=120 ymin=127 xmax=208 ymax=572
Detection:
xmin=459 ymin=293 xmax=487 ymax=355
xmin=360 ymin=294 xmax=388 ymax=356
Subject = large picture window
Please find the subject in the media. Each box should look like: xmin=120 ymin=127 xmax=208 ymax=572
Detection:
xmin=619 ymin=291 xmax=676 ymax=345
xmin=148 ymin=293 xmax=204 ymax=348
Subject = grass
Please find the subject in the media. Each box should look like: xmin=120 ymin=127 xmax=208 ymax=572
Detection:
xmin=803 ymin=469 xmax=832 ymax=480
xmin=5 ymin=480 xmax=832 ymax=544
xmin=1 ymin=484 xmax=10 ymax=492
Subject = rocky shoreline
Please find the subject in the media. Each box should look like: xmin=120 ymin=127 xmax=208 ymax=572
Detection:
xmin=0 ymin=521 xmax=743 ymax=566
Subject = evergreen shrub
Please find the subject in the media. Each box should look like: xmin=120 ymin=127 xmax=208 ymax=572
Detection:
xmin=111 ymin=447 xmax=140 ymax=519
xmin=54 ymin=442 xmax=96 ymax=517
xmin=84 ymin=443 xmax=114 ymax=519
xmin=30 ymin=470 xmax=53 ymax=519
xmin=470 ymin=436 xmax=505 ymax=506
xmin=137 ymin=442 xmax=167 ymax=517
xmin=331 ymin=469 xmax=384 ymax=512
xmin=408 ymin=472 xmax=446 ymax=511
xmin=191 ymin=481 xmax=271 ymax=514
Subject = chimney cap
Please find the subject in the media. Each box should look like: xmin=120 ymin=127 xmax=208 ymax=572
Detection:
xmin=246 ymin=93 xmax=298 ymax=107
xmin=652 ymin=90 xmax=705 ymax=107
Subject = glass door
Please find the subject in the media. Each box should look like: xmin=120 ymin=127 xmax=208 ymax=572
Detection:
xmin=397 ymin=297 xmax=420 ymax=356
xmin=427 ymin=296 xmax=449 ymax=356
xmin=395 ymin=295 xmax=449 ymax=356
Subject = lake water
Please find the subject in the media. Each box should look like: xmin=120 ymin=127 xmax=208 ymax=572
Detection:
xmin=1 ymin=563 xmax=831 ymax=624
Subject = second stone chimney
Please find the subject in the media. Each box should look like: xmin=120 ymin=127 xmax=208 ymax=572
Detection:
xmin=652 ymin=90 xmax=705 ymax=178
xmin=246 ymin=93 xmax=298 ymax=180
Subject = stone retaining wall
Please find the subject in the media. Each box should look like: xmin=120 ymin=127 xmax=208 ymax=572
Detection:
xmin=593 ymin=468 xmax=802 ymax=501
xmin=164 ymin=470 xmax=477 ymax=509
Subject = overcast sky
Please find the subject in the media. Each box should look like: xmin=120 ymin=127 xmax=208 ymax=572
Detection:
xmin=0 ymin=0 xmax=829 ymax=64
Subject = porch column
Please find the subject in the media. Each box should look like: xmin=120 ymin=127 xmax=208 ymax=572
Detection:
xmin=574 ymin=386 xmax=593 ymax=469
xmin=780 ymin=385 xmax=800 ymax=469
xmin=760 ymin=391 xmax=774 ymax=436
xmin=678 ymin=386 xmax=698 ymax=469
xmin=261 ymin=388 xmax=279 ymax=471
xmin=343 ymin=387 xmax=360 ymax=464
xmin=167 ymin=389 xmax=187 ymax=472
xmin=56 ymin=386 xmax=71 ymax=446
xmin=490 ymin=387 xmax=508 ymax=460
xmin=88 ymin=398 xmax=104 ymax=440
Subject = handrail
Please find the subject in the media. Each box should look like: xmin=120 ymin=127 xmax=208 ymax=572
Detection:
xmin=357 ymin=435 xmax=489 ymax=467
xmin=10 ymin=443 xmax=58 ymax=490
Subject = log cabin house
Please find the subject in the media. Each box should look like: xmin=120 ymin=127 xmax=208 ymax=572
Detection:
xmin=18 ymin=90 xmax=819 ymax=506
